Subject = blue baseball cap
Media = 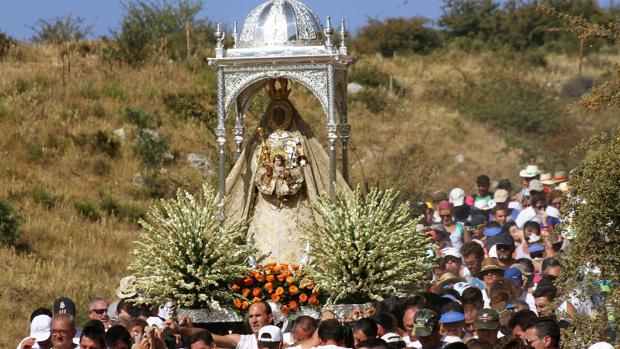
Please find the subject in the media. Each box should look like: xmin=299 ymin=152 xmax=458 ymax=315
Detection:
xmin=483 ymin=226 xmax=502 ymax=237
xmin=440 ymin=312 xmax=465 ymax=324
xmin=504 ymin=268 xmax=523 ymax=287
xmin=528 ymin=243 xmax=545 ymax=254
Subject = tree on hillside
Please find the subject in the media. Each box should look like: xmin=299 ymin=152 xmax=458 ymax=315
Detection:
xmin=353 ymin=17 xmax=440 ymax=57
xmin=29 ymin=14 xmax=93 ymax=44
xmin=439 ymin=0 xmax=502 ymax=41
xmin=112 ymin=0 xmax=215 ymax=65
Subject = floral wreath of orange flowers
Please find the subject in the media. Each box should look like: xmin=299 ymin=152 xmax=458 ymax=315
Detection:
xmin=230 ymin=262 xmax=321 ymax=315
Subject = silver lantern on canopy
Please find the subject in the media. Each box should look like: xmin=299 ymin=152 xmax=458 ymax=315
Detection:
xmin=208 ymin=0 xmax=356 ymax=201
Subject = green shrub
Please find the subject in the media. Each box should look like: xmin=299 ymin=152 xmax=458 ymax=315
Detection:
xmin=162 ymin=92 xmax=211 ymax=122
xmin=118 ymin=202 xmax=146 ymax=222
xmin=353 ymin=89 xmax=389 ymax=114
xmin=349 ymin=64 xmax=405 ymax=97
xmin=29 ymin=14 xmax=93 ymax=44
xmin=0 ymin=31 xmax=15 ymax=60
xmin=123 ymin=107 xmax=160 ymax=129
xmin=99 ymin=194 xmax=120 ymax=216
xmin=0 ymin=200 xmax=22 ymax=246
xmin=31 ymin=187 xmax=55 ymax=210
xmin=353 ymin=17 xmax=440 ymax=57
xmin=133 ymin=129 xmax=173 ymax=168
xmin=74 ymin=199 xmax=100 ymax=221
xmin=561 ymin=75 xmax=595 ymax=100
xmin=15 ymin=78 xmax=30 ymax=94
xmin=91 ymin=130 xmax=121 ymax=158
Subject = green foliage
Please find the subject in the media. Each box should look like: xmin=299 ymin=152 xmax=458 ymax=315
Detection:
xmin=29 ymin=14 xmax=93 ymax=44
xmin=440 ymin=0 xmax=501 ymax=41
xmin=352 ymin=89 xmax=389 ymax=114
xmin=123 ymin=107 xmax=160 ymax=129
xmin=559 ymin=131 xmax=620 ymax=347
xmin=112 ymin=0 xmax=215 ymax=65
xmin=31 ymin=186 xmax=56 ymax=210
xmin=74 ymin=199 xmax=101 ymax=221
xmin=353 ymin=17 xmax=440 ymax=57
xmin=560 ymin=75 xmax=595 ymax=99
xmin=129 ymin=184 xmax=256 ymax=308
xmin=0 ymin=102 xmax=8 ymax=120
xmin=162 ymin=92 xmax=213 ymax=123
xmin=0 ymin=200 xmax=22 ymax=246
xmin=91 ymin=130 xmax=122 ymax=158
xmin=133 ymin=129 xmax=173 ymax=168
xmin=307 ymin=187 xmax=433 ymax=304
xmin=0 ymin=31 xmax=15 ymax=60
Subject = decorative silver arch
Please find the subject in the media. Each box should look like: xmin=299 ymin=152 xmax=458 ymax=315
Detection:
xmin=209 ymin=2 xmax=355 ymax=201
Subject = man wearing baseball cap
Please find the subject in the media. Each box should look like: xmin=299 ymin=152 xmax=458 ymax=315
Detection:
xmin=439 ymin=311 xmax=465 ymax=343
xmin=17 ymin=313 xmax=52 ymax=349
xmin=412 ymin=309 xmax=445 ymax=349
xmin=258 ymin=325 xmax=283 ymax=349
xmin=474 ymin=309 xmax=500 ymax=346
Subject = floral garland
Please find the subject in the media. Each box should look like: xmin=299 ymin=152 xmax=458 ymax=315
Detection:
xmin=230 ymin=263 xmax=320 ymax=315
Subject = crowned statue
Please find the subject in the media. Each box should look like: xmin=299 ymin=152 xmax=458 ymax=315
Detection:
xmin=225 ymin=78 xmax=350 ymax=264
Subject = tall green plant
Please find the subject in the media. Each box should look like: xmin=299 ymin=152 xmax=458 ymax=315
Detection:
xmin=306 ymin=187 xmax=433 ymax=305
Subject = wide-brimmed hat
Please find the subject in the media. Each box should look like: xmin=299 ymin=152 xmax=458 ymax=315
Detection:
xmin=478 ymin=258 xmax=504 ymax=276
xmin=540 ymin=172 xmax=555 ymax=186
xmin=552 ymin=170 xmax=568 ymax=183
xmin=528 ymin=179 xmax=544 ymax=192
xmin=519 ymin=165 xmax=542 ymax=178
xmin=431 ymin=190 xmax=449 ymax=202
xmin=435 ymin=272 xmax=466 ymax=291
xmin=116 ymin=275 xmax=137 ymax=299
xmin=557 ymin=182 xmax=569 ymax=192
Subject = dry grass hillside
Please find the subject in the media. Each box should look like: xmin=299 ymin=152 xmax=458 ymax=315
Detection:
xmin=0 ymin=43 xmax=618 ymax=346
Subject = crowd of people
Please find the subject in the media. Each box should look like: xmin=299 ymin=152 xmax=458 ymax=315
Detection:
xmin=15 ymin=165 xmax=615 ymax=349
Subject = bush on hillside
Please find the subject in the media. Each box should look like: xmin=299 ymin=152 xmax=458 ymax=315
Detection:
xmin=123 ymin=107 xmax=160 ymax=129
xmin=353 ymin=17 xmax=440 ymax=57
xmin=561 ymin=75 xmax=595 ymax=99
xmin=112 ymin=0 xmax=215 ymax=65
xmin=74 ymin=199 xmax=101 ymax=221
xmin=133 ymin=129 xmax=174 ymax=168
xmin=30 ymin=14 xmax=93 ymax=44
xmin=0 ymin=200 xmax=22 ymax=246
xmin=0 ymin=31 xmax=15 ymax=60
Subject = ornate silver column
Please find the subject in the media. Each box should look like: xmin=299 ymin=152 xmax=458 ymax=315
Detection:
xmin=340 ymin=124 xmax=351 ymax=184
xmin=216 ymin=67 xmax=227 ymax=202
xmin=327 ymin=65 xmax=337 ymax=200
xmin=233 ymin=99 xmax=245 ymax=160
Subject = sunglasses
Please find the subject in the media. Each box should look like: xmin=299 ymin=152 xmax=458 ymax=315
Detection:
xmin=90 ymin=308 xmax=107 ymax=315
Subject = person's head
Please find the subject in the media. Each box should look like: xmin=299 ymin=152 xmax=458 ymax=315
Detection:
xmin=542 ymin=258 xmax=561 ymax=279
xmin=127 ymin=318 xmax=148 ymax=344
xmin=505 ymin=222 xmax=521 ymax=243
xmin=461 ymin=287 xmax=483 ymax=310
xmin=462 ymin=302 xmax=479 ymax=337
xmin=533 ymin=285 xmax=558 ymax=317
xmin=318 ymin=319 xmax=345 ymax=346
xmin=412 ymin=309 xmax=441 ymax=349
xmin=79 ymin=322 xmax=106 ymax=349
xmin=442 ymin=252 xmax=463 ymax=275
xmin=478 ymin=258 xmax=505 ymax=288
xmin=504 ymin=268 xmax=524 ymax=290
xmin=508 ymin=310 xmax=538 ymax=341
xmin=53 ymin=297 xmax=77 ymax=319
xmin=274 ymin=155 xmax=284 ymax=167
xmin=352 ymin=318 xmax=378 ymax=346
xmin=291 ymin=316 xmax=317 ymax=342
xmin=547 ymin=190 xmax=563 ymax=213
xmin=474 ymin=309 xmax=500 ymax=345
xmin=87 ymin=298 xmax=110 ymax=323
xmin=476 ymin=175 xmax=490 ymax=196
xmin=524 ymin=318 xmax=560 ymax=349
xmin=470 ymin=214 xmax=488 ymax=239
xmin=115 ymin=299 xmax=135 ymax=320
xmin=258 ymin=325 xmax=283 ymax=349
xmin=51 ymin=314 xmax=77 ymax=349
xmin=523 ymin=221 xmax=541 ymax=241
xmin=532 ymin=194 xmax=547 ymax=214
xmin=104 ymin=325 xmax=131 ymax=349
xmin=402 ymin=306 xmax=421 ymax=337
xmin=437 ymin=201 xmax=454 ymax=226
xmin=373 ymin=312 xmax=398 ymax=337
xmin=494 ymin=234 xmax=516 ymax=264
xmin=460 ymin=242 xmax=484 ymax=275
xmin=190 ymin=331 xmax=217 ymax=349
xmin=492 ymin=206 xmax=508 ymax=226
xmin=248 ymin=301 xmax=274 ymax=334
xmin=357 ymin=338 xmax=389 ymax=349
xmin=439 ymin=311 xmax=465 ymax=338
xmin=466 ymin=338 xmax=493 ymax=349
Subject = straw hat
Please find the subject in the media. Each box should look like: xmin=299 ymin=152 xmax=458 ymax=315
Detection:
xmin=552 ymin=170 xmax=568 ymax=183
xmin=540 ymin=172 xmax=555 ymax=186
xmin=519 ymin=165 xmax=542 ymax=178
xmin=434 ymin=272 xmax=466 ymax=291
xmin=116 ymin=275 xmax=137 ymax=299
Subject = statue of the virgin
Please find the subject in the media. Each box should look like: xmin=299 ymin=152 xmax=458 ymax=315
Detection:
xmin=224 ymin=78 xmax=350 ymax=264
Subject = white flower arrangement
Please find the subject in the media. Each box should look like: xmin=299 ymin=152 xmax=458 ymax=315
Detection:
xmin=128 ymin=184 xmax=256 ymax=309
xmin=306 ymin=187 xmax=433 ymax=305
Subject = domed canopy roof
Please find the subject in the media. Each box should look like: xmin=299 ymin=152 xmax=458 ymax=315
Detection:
xmin=238 ymin=0 xmax=324 ymax=48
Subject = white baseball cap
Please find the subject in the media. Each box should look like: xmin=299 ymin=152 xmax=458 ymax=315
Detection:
xmin=381 ymin=333 xmax=405 ymax=344
xmin=449 ymin=188 xmax=465 ymax=206
xmin=30 ymin=315 xmax=51 ymax=342
xmin=258 ymin=325 xmax=283 ymax=343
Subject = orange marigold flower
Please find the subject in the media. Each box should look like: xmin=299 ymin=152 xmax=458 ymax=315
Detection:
xmin=265 ymin=269 xmax=272 ymax=276
xmin=306 ymin=284 xmax=315 ymax=290
xmin=266 ymin=275 xmax=275 ymax=283
xmin=252 ymin=287 xmax=261 ymax=297
xmin=274 ymin=265 xmax=282 ymax=274
xmin=309 ymin=295 xmax=319 ymax=306
xmin=275 ymin=287 xmax=284 ymax=295
xmin=277 ymin=274 xmax=285 ymax=281
xmin=299 ymin=293 xmax=308 ymax=303
xmin=231 ymin=284 xmax=241 ymax=292
xmin=292 ymin=263 xmax=300 ymax=271
xmin=289 ymin=300 xmax=298 ymax=310
xmin=243 ymin=277 xmax=254 ymax=286
xmin=256 ymin=273 xmax=265 ymax=282
xmin=242 ymin=288 xmax=251 ymax=298
xmin=242 ymin=301 xmax=249 ymax=310
xmin=264 ymin=282 xmax=274 ymax=293
xmin=280 ymin=305 xmax=289 ymax=314
xmin=271 ymin=294 xmax=281 ymax=303
xmin=280 ymin=263 xmax=289 ymax=269
xmin=252 ymin=297 xmax=262 ymax=303
xmin=256 ymin=264 xmax=262 ymax=270
xmin=286 ymin=276 xmax=294 ymax=285
xmin=267 ymin=262 xmax=277 ymax=267
xmin=233 ymin=298 xmax=242 ymax=308
xmin=289 ymin=285 xmax=299 ymax=295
